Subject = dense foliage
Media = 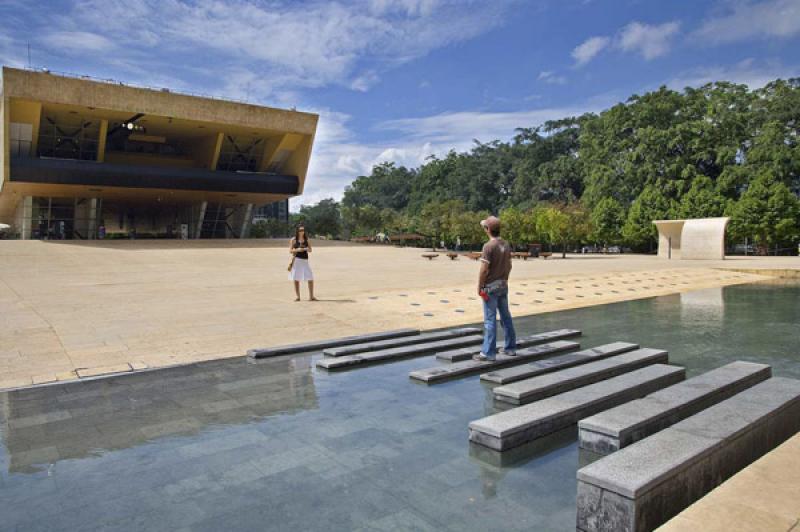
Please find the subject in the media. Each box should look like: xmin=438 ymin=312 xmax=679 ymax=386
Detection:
xmin=295 ymin=80 xmax=800 ymax=254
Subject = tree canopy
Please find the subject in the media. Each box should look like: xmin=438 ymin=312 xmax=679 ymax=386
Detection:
xmin=293 ymin=79 xmax=800 ymax=254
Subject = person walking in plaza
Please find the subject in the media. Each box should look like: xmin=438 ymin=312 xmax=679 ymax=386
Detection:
xmin=473 ymin=215 xmax=517 ymax=361
xmin=289 ymin=224 xmax=317 ymax=301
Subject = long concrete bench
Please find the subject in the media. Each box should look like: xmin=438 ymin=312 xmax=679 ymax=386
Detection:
xmin=316 ymin=333 xmax=483 ymax=370
xmin=247 ymin=328 xmax=419 ymax=358
xmin=576 ymin=377 xmax=800 ymax=532
xmin=578 ymin=360 xmax=772 ymax=455
xmin=324 ymin=328 xmax=480 ymax=357
xmin=481 ymin=342 xmax=639 ymax=385
xmin=493 ymin=348 xmax=668 ymax=406
xmin=408 ymin=340 xmax=580 ymax=383
xmin=435 ymin=329 xmax=581 ymax=362
xmin=469 ymin=364 xmax=685 ymax=451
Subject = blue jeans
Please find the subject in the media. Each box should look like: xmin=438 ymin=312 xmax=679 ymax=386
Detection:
xmin=481 ymin=287 xmax=517 ymax=358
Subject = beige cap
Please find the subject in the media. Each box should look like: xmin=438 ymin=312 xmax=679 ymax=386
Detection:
xmin=480 ymin=215 xmax=501 ymax=233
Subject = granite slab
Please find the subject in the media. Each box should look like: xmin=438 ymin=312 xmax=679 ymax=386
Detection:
xmin=316 ymin=334 xmax=484 ymax=370
xmin=576 ymin=377 xmax=800 ymax=532
xmin=493 ymin=348 xmax=668 ymax=405
xmin=578 ymin=361 xmax=771 ymax=454
xmin=469 ymin=364 xmax=685 ymax=451
xmin=408 ymin=340 xmax=580 ymax=383
xmin=480 ymin=342 xmax=640 ymax=385
xmin=435 ymin=328 xmax=581 ymax=362
xmin=247 ymin=328 xmax=419 ymax=358
xmin=324 ymin=328 xmax=480 ymax=357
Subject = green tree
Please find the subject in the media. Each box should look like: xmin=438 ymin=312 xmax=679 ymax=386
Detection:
xmin=342 ymin=205 xmax=383 ymax=237
xmin=622 ymin=185 xmax=675 ymax=250
xmin=727 ymin=173 xmax=800 ymax=253
xmin=342 ymin=162 xmax=415 ymax=210
xmin=537 ymin=204 xmax=589 ymax=258
xmin=499 ymin=206 xmax=534 ymax=248
xmin=250 ymin=218 xmax=291 ymax=238
xmin=296 ymin=199 xmax=341 ymax=238
xmin=676 ymin=176 xmax=727 ymax=218
xmin=448 ymin=210 xmax=489 ymax=248
xmin=590 ymin=198 xmax=625 ymax=246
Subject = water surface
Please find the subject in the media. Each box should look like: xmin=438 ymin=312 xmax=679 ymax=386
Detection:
xmin=1 ymin=281 xmax=798 ymax=531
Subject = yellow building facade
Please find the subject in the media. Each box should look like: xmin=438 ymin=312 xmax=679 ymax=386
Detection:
xmin=0 ymin=67 xmax=317 ymax=239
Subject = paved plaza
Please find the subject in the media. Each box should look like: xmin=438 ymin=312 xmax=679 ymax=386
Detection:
xmin=0 ymin=239 xmax=796 ymax=390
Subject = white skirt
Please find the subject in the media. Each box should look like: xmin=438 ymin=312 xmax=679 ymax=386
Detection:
xmin=289 ymin=258 xmax=314 ymax=281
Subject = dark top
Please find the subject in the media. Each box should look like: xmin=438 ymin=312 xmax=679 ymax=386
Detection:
xmin=480 ymin=237 xmax=512 ymax=284
xmin=293 ymin=238 xmax=309 ymax=260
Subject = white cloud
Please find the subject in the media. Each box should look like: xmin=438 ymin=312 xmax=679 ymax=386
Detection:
xmin=40 ymin=0 xmax=514 ymax=95
xmin=617 ymin=21 xmax=680 ymax=60
xmin=568 ymin=20 xmax=679 ymax=67
xmin=538 ymin=71 xmax=567 ymax=85
xmin=572 ymin=36 xmax=610 ymax=67
xmin=695 ymin=0 xmax=800 ymax=44
xmin=0 ymin=34 xmax=27 ymax=68
xmin=42 ymin=31 xmax=115 ymax=52
xmin=667 ymin=58 xmax=799 ymax=90
xmin=350 ymin=71 xmax=381 ymax=92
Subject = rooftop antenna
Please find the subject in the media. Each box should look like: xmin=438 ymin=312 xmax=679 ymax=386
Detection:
xmin=27 ymin=42 xmax=31 ymax=69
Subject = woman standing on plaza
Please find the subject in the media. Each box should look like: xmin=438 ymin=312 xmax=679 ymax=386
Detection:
xmin=289 ymin=225 xmax=317 ymax=301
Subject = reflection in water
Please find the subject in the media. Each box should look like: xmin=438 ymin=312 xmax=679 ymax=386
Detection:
xmin=470 ymin=427 xmax=579 ymax=500
xmin=0 ymin=282 xmax=797 ymax=532
xmin=680 ymin=287 xmax=725 ymax=328
xmin=469 ymin=426 xmax=578 ymax=470
xmin=0 ymin=356 xmax=318 ymax=473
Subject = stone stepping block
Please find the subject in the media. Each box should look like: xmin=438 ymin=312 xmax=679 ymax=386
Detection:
xmin=408 ymin=340 xmax=580 ymax=384
xmin=316 ymin=333 xmax=483 ymax=370
xmin=468 ymin=364 xmax=685 ymax=452
xmin=435 ymin=329 xmax=581 ymax=362
xmin=481 ymin=342 xmax=640 ymax=385
xmin=493 ymin=348 xmax=668 ymax=406
xmin=578 ymin=360 xmax=772 ymax=456
xmin=247 ymin=328 xmax=419 ymax=359
xmin=324 ymin=328 xmax=481 ymax=357
xmin=576 ymin=377 xmax=800 ymax=532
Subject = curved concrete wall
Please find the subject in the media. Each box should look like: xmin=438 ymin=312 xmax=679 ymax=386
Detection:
xmin=681 ymin=217 xmax=729 ymax=260
xmin=655 ymin=221 xmax=684 ymax=259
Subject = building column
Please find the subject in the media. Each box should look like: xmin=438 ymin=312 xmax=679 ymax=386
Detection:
xmin=195 ymin=201 xmax=207 ymax=239
xmin=240 ymin=203 xmax=253 ymax=239
xmin=97 ymin=120 xmax=108 ymax=162
xmin=87 ymin=198 xmax=100 ymax=239
xmin=17 ymin=196 xmax=33 ymax=240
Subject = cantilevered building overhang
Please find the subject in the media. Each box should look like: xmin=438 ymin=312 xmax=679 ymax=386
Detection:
xmin=0 ymin=66 xmax=318 ymax=238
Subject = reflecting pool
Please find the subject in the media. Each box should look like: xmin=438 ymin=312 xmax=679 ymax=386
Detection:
xmin=1 ymin=281 xmax=798 ymax=531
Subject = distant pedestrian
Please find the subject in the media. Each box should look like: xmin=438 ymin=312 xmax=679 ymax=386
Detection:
xmin=289 ymin=224 xmax=317 ymax=301
xmin=474 ymin=216 xmax=516 ymax=362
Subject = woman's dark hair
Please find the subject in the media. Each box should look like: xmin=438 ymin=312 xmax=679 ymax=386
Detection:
xmin=295 ymin=225 xmax=308 ymax=245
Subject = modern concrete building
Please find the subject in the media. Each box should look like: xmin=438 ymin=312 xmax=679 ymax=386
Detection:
xmin=653 ymin=217 xmax=729 ymax=260
xmin=0 ymin=67 xmax=317 ymax=239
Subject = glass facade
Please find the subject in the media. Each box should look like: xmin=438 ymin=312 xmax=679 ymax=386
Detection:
xmin=253 ymin=199 xmax=289 ymax=222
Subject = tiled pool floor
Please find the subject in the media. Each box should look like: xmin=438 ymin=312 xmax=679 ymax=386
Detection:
xmin=1 ymin=282 xmax=798 ymax=531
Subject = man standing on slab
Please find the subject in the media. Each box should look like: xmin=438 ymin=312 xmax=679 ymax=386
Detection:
xmin=474 ymin=216 xmax=517 ymax=362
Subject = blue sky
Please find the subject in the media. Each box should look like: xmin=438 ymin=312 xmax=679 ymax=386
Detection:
xmin=1 ymin=0 xmax=799 ymax=208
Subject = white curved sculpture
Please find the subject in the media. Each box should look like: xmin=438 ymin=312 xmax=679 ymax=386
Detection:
xmin=653 ymin=218 xmax=729 ymax=260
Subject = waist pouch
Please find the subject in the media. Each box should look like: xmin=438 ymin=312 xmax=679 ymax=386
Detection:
xmin=485 ymin=280 xmax=508 ymax=296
